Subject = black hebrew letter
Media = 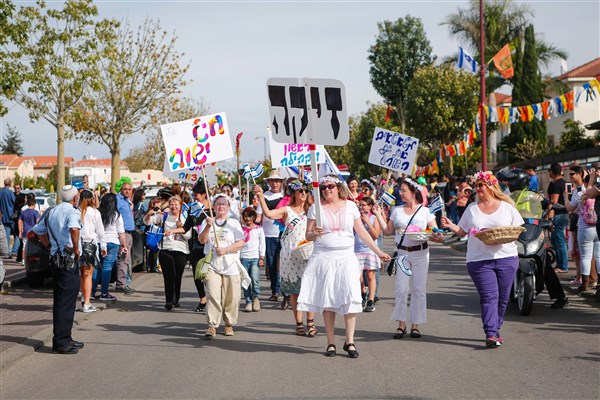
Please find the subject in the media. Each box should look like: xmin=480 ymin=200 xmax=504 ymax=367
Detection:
xmin=325 ymin=87 xmax=342 ymax=140
xmin=268 ymin=85 xmax=289 ymax=136
xmin=289 ymin=86 xmax=308 ymax=143
xmin=310 ymin=87 xmax=322 ymax=118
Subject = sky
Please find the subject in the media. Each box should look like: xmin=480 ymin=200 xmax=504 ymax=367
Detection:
xmin=2 ymin=0 xmax=599 ymax=165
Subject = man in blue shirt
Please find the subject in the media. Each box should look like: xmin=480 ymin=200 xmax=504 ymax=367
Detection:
xmin=32 ymin=185 xmax=84 ymax=354
xmin=524 ymin=164 xmax=539 ymax=192
xmin=116 ymin=182 xmax=136 ymax=294
xmin=0 ymin=178 xmax=16 ymax=257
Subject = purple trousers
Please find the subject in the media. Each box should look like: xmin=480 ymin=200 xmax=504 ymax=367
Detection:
xmin=467 ymin=256 xmax=518 ymax=337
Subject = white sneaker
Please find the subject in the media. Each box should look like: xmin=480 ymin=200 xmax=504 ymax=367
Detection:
xmin=244 ymin=303 xmax=252 ymax=312
xmin=82 ymin=303 xmax=97 ymax=313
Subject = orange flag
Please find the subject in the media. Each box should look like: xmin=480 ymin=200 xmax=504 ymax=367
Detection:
xmin=385 ymin=105 xmax=394 ymax=122
xmin=493 ymin=44 xmax=514 ymax=79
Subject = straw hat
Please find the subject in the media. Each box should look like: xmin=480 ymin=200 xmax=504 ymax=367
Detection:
xmin=266 ymin=170 xmax=284 ymax=180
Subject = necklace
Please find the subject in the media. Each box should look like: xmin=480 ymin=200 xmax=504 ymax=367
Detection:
xmin=215 ymin=219 xmax=227 ymax=227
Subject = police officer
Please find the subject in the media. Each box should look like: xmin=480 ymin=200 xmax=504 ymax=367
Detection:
xmin=32 ymin=185 xmax=84 ymax=354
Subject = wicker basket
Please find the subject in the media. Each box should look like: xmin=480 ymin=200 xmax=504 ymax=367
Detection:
xmin=292 ymin=242 xmax=314 ymax=261
xmin=475 ymin=226 xmax=525 ymax=245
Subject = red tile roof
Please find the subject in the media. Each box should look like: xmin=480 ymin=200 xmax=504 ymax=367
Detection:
xmin=74 ymin=158 xmax=127 ymax=167
xmin=29 ymin=156 xmax=74 ymax=168
xmin=557 ymin=57 xmax=600 ymax=81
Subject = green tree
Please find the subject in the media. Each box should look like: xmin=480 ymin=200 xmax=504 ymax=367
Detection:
xmin=125 ymin=97 xmax=208 ymax=172
xmin=442 ymin=0 xmax=567 ymax=92
xmin=47 ymin=164 xmax=69 ymax=193
xmin=558 ymin=119 xmax=597 ymax=152
xmin=68 ymin=18 xmax=189 ymax=193
xmin=405 ymin=65 xmax=479 ymax=174
xmin=367 ymin=16 xmax=436 ymax=134
xmin=0 ymin=2 xmax=24 ymax=116
xmin=0 ymin=124 xmax=24 ymax=155
xmin=4 ymin=0 xmax=115 ymax=202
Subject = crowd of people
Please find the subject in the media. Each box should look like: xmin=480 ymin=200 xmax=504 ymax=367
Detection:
xmin=4 ymin=161 xmax=598 ymax=356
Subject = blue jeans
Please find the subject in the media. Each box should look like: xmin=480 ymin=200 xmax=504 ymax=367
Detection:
xmin=265 ymin=237 xmax=281 ymax=295
xmin=551 ymin=214 xmax=569 ymax=271
xmin=240 ymin=258 xmax=260 ymax=302
xmin=92 ymin=243 xmax=119 ymax=296
xmin=4 ymin=224 xmax=12 ymax=255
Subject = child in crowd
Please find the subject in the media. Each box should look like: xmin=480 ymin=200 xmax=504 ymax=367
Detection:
xmin=239 ymin=207 xmax=265 ymax=312
xmin=18 ymin=197 xmax=40 ymax=263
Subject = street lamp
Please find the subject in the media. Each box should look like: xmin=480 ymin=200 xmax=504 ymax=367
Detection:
xmin=255 ymin=134 xmax=267 ymax=162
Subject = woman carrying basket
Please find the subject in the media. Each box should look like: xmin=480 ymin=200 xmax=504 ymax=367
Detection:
xmin=442 ymin=171 xmax=524 ymax=349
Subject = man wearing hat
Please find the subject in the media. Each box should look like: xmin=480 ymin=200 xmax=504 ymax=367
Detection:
xmin=32 ymin=185 xmax=84 ymax=354
xmin=256 ymin=170 xmax=285 ymax=301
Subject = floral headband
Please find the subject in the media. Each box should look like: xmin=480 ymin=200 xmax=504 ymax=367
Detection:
xmin=404 ymin=177 xmax=422 ymax=191
xmin=360 ymin=179 xmax=376 ymax=191
xmin=288 ymin=180 xmax=307 ymax=192
xmin=319 ymin=175 xmax=342 ymax=185
xmin=474 ymin=171 xmax=498 ymax=186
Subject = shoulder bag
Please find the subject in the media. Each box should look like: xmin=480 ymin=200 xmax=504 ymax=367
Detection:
xmin=387 ymin=205 xmax=423 ymax=276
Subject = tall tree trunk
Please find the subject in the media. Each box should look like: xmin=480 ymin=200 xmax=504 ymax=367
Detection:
xmin=396 ymin=97 xmax=406 ymax=134
xmin=110 ymin=146 xmax=121 ymax=193
xmin=56 ymin=111 xmax=66 ymax=204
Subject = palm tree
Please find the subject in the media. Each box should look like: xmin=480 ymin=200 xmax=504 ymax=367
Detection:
xmin=441 ymin=0 xmax=567 ymax=92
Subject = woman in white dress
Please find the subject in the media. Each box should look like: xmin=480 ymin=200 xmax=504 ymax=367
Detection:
xmin=298 ymin=175 xmax=390 ymax=358
xmin=254 ymin=180 xmax=317 ymax=336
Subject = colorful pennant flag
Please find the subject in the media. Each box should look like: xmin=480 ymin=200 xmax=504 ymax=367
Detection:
xmin=492 ymin=44 xmax=514 ymax=79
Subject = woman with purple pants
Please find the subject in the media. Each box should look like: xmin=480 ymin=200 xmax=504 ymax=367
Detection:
xmin=442 ymin=171 xmax=524 ymax=349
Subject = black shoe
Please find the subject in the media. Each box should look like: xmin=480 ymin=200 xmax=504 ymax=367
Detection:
xmin=173 ymin=302 xmax=180 ymax=308
xmin=551 ymin=297 xmax=569 ymax=309
xmin=70 ymin=340 xmax=84 ymax=349
xmin=195 ymin=302 xmax=206 ymax=313
xmin=324 ymin=344 xmax=336 ymax=357
xmin=364 ymin=299 xmax=375 ymax=312
xmin=165 ymin=303 xmax=173 ymax=311
xmin=410 ymin=328 xmax=421 ymax=338
xmin=343 ymin=342 xmax=359 ymax=358
xmin=115 ymin=286 xmax=135 ymax=295
xmin=373 ymin=296 xmax=380 ymax=304
xmin=147 ymin=267 xmax=160 ymax=273
xmin=52 ymin=345 xmax=78 ymax=354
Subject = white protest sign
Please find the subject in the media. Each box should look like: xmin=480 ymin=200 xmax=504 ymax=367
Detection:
xmin=368 ymin=127 xmax=420 ymax=173
xmin=162 ymin=160 xmax=218 ymax=187
xmin=268 ymin=135 xmax=326 ymax=168
xmin=161 ymin=113 xmax=233 ymax=172
xmin=266 ymin=78 xmax=349 ymax=146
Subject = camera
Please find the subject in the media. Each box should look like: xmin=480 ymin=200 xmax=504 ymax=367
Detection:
xmin=153 ymin=206 xmax=160 ymax=212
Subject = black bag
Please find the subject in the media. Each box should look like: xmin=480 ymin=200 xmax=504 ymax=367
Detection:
xmin=387 ymin=206 xmax=423 ymax=276
xmin=80 ymin=241 xmax=98 ymax=268
xmin=10 ymin=209 xmax=19 ymax=223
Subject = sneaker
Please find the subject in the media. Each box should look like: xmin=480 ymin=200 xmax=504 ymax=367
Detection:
xmin=361 ymin=292 xmax=367 ymax=308
xmin=244 ymin=303 xmax=252 ymax=312
xmin=98 ymin=293 xmax=117 ymax=301
xmin=373 ymin=296 xmax=380 ymax=304
xmin=224 ymin=325 xmax=234 ymax=336
xmin=364 ymin=299 xmax=375 ymax=312
xmin=551 ymin=297 xmax=569 ymax=309
xmin=204 ymin=326 xmax=216 ymax=337
xmin=569 ymin=278 xmax=582 ymax=286
xmin=115 ymin=286 xmax=135 ymax=295
xmin=485 ymin=336 xmax=501 ymax=348
xmin=497 ymin=336 xmax=504 ymax=345
xmin=252 ymin=297 xmax=260 ymax=312
xmin=82 ymin=303 xmax=97 ymax=313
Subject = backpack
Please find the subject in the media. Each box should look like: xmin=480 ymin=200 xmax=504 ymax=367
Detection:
xmin=145 ymin=212 xmax=168 ymax=252
xmin=134 ymin=208 xmax=146 ymax=231
xmin=581 ymin=198 xmax=597 ymax=225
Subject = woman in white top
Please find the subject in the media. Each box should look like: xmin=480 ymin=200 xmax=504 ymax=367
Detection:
xmin=92 ymin=193 xmax=127 ymax=302
xmin=442 ymin=171 xmax=524 ymax=349
xmin=199 ymin=194 xmax=246 ymax=337
xmin=374 ymin=178 xmax=444 ymax=340
xmin=299 ymin=175 xmax=390 ymax=358
xmin=78 ymin=190 xmax=106 ymax=312
xmin=145 ymin=195 xmax=192 ymax=310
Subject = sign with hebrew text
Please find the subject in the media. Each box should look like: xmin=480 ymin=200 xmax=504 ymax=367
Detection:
xmin=269 ymin=135 xmax=326 ymax=168
xmin=162 ymin=160 xmax=217 ymax=187
xmin=161 ymin=113 xmax=233 ymax=172
xmin=266 ymin=78 xmax=349 ymax=146
xmin=368 ymin=127 xmax=419 ymax=173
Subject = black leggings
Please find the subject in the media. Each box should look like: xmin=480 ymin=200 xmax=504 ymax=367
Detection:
xmin=158 ymin=250 xmax=187 ymax=305
xmin=190 ymin=249 xmax=206 ymax=299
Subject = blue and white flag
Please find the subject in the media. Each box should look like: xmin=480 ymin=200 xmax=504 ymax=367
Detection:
xmin=188 ymin=201 xmax=206 ymax=218
xmin=318 ymin=149 xmax=342 ymax=180
xmin=287 ymin=166 xmax=313 ymax=184
xmin=242 ymin=163 xmax=252 ymax=180
xmin=379 ymin=191 xmax=396 ymax=207
xmin=457 ymin=46 xmax=477 ymax=73
xmin=428 ymin=195 xmax=444 ymax=214
xmin=251 ymin=162 xmax=264 ymax=179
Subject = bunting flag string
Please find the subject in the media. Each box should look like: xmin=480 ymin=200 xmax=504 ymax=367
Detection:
xmin=414 ymin=77 xmax=599 ymax=176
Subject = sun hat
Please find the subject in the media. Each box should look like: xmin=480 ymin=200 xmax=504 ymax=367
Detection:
xmin=266 ymin=170 xmax=284 ymax=180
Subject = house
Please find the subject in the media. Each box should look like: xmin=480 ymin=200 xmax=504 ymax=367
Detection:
xmin=70 ymin=157 xmax=169 ymax=188
xmin=0 ymin=154 xmax=36 ymax=182
xmin=30 ymin=156 xmax=74 ymax=178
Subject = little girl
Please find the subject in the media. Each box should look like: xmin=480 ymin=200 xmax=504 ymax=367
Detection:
xmin=239 ymin=207 xmax=265 ymax=312
xmin=354 ymin=196 xmax=381 ymax=312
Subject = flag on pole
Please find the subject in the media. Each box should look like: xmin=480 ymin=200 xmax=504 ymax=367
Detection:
xmin=242 ymin=163 xmax=252 ymax=180
xmin=235 ymin=132 xmax=244 ymax=156
xmin=251 ymin=162 xmax=264 ymax=179
xmin=188 ymin=201 xmax=206 ymax=218
xmin=380 ymin=191 xmax=395 ymax=207
xmin=318 ymin=149 xmax=342 ymax=179
xmin=428 ymin=195 xmax=444 ymax=214
xmin=492 ymin=44 xmax=514 ymax=79
xmin=457 ymin=46 xmax=477 ymax=73
xmin=385 ymin=105 xmax=394 ymax=122
xmin=287 ymin=166 xmax=313 ymax=184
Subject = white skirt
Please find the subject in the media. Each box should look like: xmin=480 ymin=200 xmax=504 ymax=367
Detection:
xmin=297 ymin=248 xmax=363 ymax=315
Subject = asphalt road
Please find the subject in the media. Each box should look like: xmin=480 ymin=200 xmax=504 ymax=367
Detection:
xmin=1 ymin=241 xmax=599 ymax=400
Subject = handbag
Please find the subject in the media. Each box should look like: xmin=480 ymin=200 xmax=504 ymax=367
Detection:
xmin=194 ymin=249 xmax=213 ymax=281
xmin=387 ymin=205 xmax=423 ymax=276
xmin=145 ymin=213 xmax=168 ymax=252
xmin=80 ymin=241 xmax=98 ymax=268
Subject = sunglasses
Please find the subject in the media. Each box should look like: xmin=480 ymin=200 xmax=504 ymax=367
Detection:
xmin=296 ymin=189 xmax=309 ymax=194
xmin=362 ymin=188 xmax=371 ymax=192
xmin=320 ymin=184 xmax=337 ymax=190
xmin=569 ymin=172 xmax=576 ymax=175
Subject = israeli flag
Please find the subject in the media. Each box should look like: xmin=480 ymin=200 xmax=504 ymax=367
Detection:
xmin=457 ymin=46 xmax=477 ymax=73
xmin=251 ymin=162 xmax=264 ymax=179
xmin=189 ymin=201 xmax=205 ymax=218
xmin=380 ymin=191 xmax=395 ymax=207
xmin=288 ymin=166 xmax=313 ymax=184
xmin=428 ymin=195 xmax=444 ymax=214
xmin=242 ymin=163 xmax=252 ymax=180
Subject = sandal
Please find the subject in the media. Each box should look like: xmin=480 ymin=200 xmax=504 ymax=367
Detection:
xmin=393 ymin=327 xmax=407 ymax=339
xmin=410 ymin=328 xmax=421 ymax=338
xmin=324 ymin=344 xmax=336 ymax=357
xmin=268 ymin=294 xmax=279 ymax=302
xmin=295 ymin=322 xmax=305 ymax=336
xmin=306 ymin=319 xmax=318 ymax=337
xmin=281 ymin=295 xmax=290 ymax=310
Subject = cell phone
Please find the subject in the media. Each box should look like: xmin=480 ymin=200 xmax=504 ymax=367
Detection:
xmin=566 ymin=183 xmax=572 ymax=194
xmin=153 ymin=207 xmax=160 ymax=212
